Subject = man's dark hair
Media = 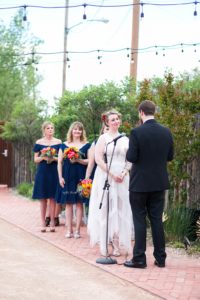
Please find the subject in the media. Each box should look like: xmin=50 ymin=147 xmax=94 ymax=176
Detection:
xmin=138 ymin=100 xmax=156 ymax=116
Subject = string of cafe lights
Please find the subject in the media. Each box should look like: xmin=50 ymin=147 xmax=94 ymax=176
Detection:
xmin=0 ymin=1 xmax=199 ymax=20
xmin=6 ymin=42 xmax=200 ymax=57
xmin=2 ymin=42 xmax=199 ymax=68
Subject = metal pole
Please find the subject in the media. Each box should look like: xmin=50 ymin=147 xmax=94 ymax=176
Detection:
xmin=62 ymin=0 xmax=69 ymax=95
xmin=130 ymin=0 xmax=140 ymax=82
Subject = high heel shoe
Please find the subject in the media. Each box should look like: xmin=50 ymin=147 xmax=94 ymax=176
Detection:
xmin=50 ymin=227 xmax=55 ymax=232
xmin=45 ymin=217 xmax=50 ymax=227
xmin=74 ymin=231 xmax=81 ymax=239
xmin=112 ymin=249 xmax=121 ymax=257
xmin=111 ymin=239 xmax=121 ymax=257
xmin=65 ymin=231 xmax=73 ymax=238
xmin=54 ymin=217 xmax=60 ymax=226
xmin=41 ymin=226 xmax=46 ymax=233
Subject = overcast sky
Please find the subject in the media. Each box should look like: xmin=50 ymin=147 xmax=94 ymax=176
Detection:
xmin=1 ymin=0 xmax=200 ymax=107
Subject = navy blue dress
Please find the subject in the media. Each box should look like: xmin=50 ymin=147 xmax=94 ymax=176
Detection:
xmin=32 ymin=144 xmax=61 ymax=200
xmin=90 ymin=140 xmax=97 ymax=180
xmin=55 ymin=143 xmax=90 ymax=204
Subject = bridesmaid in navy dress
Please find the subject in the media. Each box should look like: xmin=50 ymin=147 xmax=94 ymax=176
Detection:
xmin=56 ymin=121 xmax=90 ymax=239
xmin=32 ymin=121 xmax=62 ymax=232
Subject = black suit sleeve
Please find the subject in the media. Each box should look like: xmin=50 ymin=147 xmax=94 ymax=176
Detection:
xmin=167 ymin=132 xmax=174 ymax=162
xmin=126 ymin=129 xmax=139 ymax=163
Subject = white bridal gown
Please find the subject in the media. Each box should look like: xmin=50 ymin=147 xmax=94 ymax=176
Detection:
xmin=87 ymin=132 xmax=133 ymax=255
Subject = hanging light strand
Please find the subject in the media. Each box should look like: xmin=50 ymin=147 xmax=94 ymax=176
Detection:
xmin=1 ymin=42 xmax=199 ymax=58
xmin=0 ymin=1 xmax=200 ymax=10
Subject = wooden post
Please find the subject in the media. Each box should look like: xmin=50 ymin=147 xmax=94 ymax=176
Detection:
xmin=130 ymin=0 xmax=140 ymax=82
xmin=62 ymin=0 xmax=69 ymax=95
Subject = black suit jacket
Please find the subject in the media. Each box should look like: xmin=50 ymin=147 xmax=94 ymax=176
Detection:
xmin=126 ymin=119 xmax=174 ymax=192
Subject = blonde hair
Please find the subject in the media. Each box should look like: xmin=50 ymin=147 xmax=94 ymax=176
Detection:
xmin=101 ymin=109 xmax=122 ymax=126
xmin=41 ymin=121 xmax=54 ymax=136
xmin=67 ymin=121 xmax=87 ymax=143
xmin=99 ymin=123 xmax=109 ymax=135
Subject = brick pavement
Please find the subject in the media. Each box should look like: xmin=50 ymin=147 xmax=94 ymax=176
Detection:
xmin=0 ymin=186 xmax=199 ymax=300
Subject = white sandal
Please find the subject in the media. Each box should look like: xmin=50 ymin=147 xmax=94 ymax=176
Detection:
xmin=74 ymin=231 xmax=81 ymax=239
xmin=65 ymin=231 xmax=73 ymax=238
xmin=112 ymin=249 xmax=121 ymax=257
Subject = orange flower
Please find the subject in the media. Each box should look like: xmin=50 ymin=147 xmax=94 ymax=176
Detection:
xmin=40 ymin=147 xmax=57 ymax=157
xmin=77 ymin=179 xmax=93 ymax=198
xmin=63 ymin=147 xmax=83 ymax=161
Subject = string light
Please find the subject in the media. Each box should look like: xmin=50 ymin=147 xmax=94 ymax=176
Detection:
xmin=194 ymin=1 xmax=198 ymax=16
xmin=180 ymin=43 xmax=184 ymax=53
xmin=140 ymin=3 xmax=144 ymax=18
xmin=0 ymin=2 xmax=200 ymax=18
xmin=1 ymin=2 xmax=200 ymax=9
xmin=97 ymin=50 xmax=102 ymax=64
xmin=3 ymin=42 xmax=199 ymax=57
xmin=23 ymin=5 xmax=27 ymax=21
xmin=126 ymin=48 xmax=130 ymax=58
xmin=83 ymin=3 xmax=87 ymax=20
xmin=162 ymin=48 xmax=166 ymax=56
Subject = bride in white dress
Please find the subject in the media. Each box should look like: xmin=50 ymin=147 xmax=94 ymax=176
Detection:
xmin=87 ymin=110 xmax=133 ymax=257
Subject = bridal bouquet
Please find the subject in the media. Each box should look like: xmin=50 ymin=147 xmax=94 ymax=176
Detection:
xmin=63 ymin=146 xmax=82 ymax=162
xmin=77 ymin=179 xmax=93 ymax=198
xmin=40 ymin=147 xmax=57 ymax=163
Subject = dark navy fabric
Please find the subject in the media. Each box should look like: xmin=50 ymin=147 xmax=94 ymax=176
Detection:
xmin=55 ymin=143 xmax=90 ymax=204
xmin=32 ymin=144 xmax=61 ymax=200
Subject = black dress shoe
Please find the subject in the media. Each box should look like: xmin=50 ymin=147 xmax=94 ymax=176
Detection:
xmin=54 ymin=217 xmax=60 ymax=226
xmin=154 ymin=260 xmax=165 ymax=268
xmin=124 ymin=260 xmax=147 ymax=269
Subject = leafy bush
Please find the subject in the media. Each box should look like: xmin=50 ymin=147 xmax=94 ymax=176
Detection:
xmin=164 ymin=206 xmax=197 ymax=242
xmin=16 ymin=182 xmax=33 ymax=199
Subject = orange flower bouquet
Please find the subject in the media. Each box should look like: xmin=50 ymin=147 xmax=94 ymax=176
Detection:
xmin=77 ymin=179 xmax=93 ymax=198
xmin=63 ymin=147 xmax=83 ymax=163
xmin=40 ymin=147 xmax=57 ymax=164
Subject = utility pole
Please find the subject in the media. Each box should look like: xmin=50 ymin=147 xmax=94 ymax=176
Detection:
xmin=130 ymin=0 xmax=140 ymax=82
xmin=62 ymin=0 xmax=69 ymax=95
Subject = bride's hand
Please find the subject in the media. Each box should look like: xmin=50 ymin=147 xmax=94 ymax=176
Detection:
xmin=110 ymin=173 xmax=123 ymax=183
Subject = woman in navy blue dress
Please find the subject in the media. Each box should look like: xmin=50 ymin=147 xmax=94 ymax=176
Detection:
xmin=56 ymin=121 xmax=90 ymax=239
xmin=32 ymin=121 xmax=62 ymax=232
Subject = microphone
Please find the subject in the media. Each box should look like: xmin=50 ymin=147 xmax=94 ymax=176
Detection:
xmin=109 ymin=133 xmax=126 ymax=144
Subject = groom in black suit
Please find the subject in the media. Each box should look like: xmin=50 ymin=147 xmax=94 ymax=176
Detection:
xmin=124 ymin=100 xmax=174 ymax=268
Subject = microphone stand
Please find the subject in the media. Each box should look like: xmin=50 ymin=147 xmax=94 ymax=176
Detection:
xmin=96 ymin=138 xmax=118 ymax=265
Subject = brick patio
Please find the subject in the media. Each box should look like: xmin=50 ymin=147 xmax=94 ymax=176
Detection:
xmin=0 ymin=186 xmax=199 ymax=300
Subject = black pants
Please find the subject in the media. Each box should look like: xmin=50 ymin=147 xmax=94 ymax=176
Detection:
xmin=130 ymin=191 xmax=166 ymax=264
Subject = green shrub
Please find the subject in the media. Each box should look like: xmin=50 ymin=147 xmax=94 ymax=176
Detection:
xmin=16 ymin=182 xmax=33 ymax=199
xmin=164 ymin=206 xmax=196 ymax=242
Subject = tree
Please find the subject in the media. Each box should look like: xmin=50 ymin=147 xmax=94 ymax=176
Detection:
xmin=0 ymin=9 xmax=42 ymax=121
xmin=0 ymin=10 xmax=45 ymax=185
xmin=53 ymin=79 xmax=138 ymax=141
xmin=136 ymin=71 xmax=200 ymax=206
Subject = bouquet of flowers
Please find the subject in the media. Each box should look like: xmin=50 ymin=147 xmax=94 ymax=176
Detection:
xmin=40 ymin=147 xmax=57 ymax=163
xmin=63 ymin=147 xmax=82 ymax=162
xmin=77 ymin=179 xmax=93 ymax=198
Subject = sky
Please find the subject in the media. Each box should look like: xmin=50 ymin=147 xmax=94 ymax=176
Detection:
xmin=0 ymin=0 xmax=200 ymax=108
